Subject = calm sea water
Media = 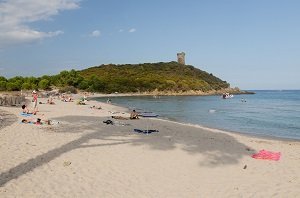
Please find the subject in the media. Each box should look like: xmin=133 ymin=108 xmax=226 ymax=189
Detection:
xmin=95 ymin=90 xmax=300 ymax=140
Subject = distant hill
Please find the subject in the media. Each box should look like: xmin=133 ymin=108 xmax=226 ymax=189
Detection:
xmin=79 ymin=62 xmax=230 ymax=93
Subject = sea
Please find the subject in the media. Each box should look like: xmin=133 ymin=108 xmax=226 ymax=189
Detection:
xmin=94 ymin=90 xmax=300 ymax=140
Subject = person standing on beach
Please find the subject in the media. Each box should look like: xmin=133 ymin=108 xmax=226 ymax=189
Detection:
xmin=32 ymin=90 xmax=38 ymax=113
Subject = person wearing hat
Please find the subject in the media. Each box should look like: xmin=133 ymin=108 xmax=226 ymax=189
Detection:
xmin=32 ymin=90 xmax=38 ymax=113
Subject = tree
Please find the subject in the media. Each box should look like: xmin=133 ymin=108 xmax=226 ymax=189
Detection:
xmin=38 ymin=79 xmax=50 ymax=90
xmin=0 ymin=81 xmax=7 ymax=91
xmin=88 ymin=76 xmax=106 ymax=92
xmin=78 ymin=80 xmax=89 ymax=90
xmin=0 ymin=76 xmax=7 ymax=82
xmin=6 ymin=82 xmax=20 ymax=91
xmin=21 ymin=82 xmax=31 ymax=90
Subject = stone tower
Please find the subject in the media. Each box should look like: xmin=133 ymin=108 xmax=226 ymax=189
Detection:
xmin=177 ymin=52 xmax=185 ymax=65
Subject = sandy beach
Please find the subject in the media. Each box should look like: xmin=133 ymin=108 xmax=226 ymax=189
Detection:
xmin=0 ymin=96 xmax=299 ymax=198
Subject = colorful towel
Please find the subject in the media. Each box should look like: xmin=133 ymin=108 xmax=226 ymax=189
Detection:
xmin=134 ymin=129 xmax=159 ymax=134
xmin=20 ymin=113 xmax=33 ymax=117
xmin=251 ymin=149 xmax=281 ymax=161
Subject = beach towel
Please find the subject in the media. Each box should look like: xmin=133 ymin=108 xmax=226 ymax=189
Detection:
xmin=251 ymin=149 xmax=281 ymax=161
xmin=20 ymin=113 xmax=33 ymax=117
xmin=50 ymin=120 xmax=60 ymax=125
xmin=133 ymin=129 xmax=159 ymax=134
xmin=20 ymin=121 xmax=35 ymax=125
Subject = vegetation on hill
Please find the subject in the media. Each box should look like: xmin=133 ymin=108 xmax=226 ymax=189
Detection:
xmin=79 ymin=62 xmax=230 ymax=93
xmin=0 ymin=70 xmax=82 ymax=92
xmin=0 ymin=62 xmax=230 ymax=93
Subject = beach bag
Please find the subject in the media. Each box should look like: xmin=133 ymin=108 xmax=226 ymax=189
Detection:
xmin=103 ymin=120 xmax=113 ymax=125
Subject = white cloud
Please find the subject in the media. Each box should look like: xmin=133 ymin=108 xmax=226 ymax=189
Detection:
xmin=90 ymin=30 xmax=101 ymax=37
xmin=0 ymin=0 xmax=81 ymax=47
xmin=128 ymin=28 xmax=136 ymax=33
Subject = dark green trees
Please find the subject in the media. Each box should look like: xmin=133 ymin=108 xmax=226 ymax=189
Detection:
xmin=0 ymin=62 xmax=230 ymax=93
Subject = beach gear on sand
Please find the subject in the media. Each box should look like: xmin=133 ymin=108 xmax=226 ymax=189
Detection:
xmin=139 ymin=112 xmax=159 ymax=117
xmin=251 ymin=149 xmax=281 ymax=161
xmin=20 ymin=112 xmax=33 ymax=117
xmin=103 ymin=120 xmax=113 ymax=125
xmin=133 ymin=129 xmax=159 ymax=134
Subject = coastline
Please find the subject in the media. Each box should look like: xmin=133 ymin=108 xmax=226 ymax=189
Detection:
xmin=86 ymin=88 xmax=254 ymax=98
xmin=90 ymin=94 xmax=300 ymax=142
xmin=0 ymin=95 xmax=299 ymax=197
xmin=155 ymin=117 xmax=300 ymax=143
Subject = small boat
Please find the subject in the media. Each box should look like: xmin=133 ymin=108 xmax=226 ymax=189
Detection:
xmin=222 ymin=93 xmax=234 ymax=99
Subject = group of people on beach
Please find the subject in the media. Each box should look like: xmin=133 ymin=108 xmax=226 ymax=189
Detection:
xmin=60 ymin=94 xmax=73 ymax=102
xmin=21 ymin=117 xmax=52 ymax=125
xmin=20 ymin=90 xmax=141 ymax=127
xmin=109 ymin=109 xmax=139 ymax=121
xmin=20 ymin=90 xmax=54 ymax=125
xmin=21 ymin=90 xmax=39 ymax=115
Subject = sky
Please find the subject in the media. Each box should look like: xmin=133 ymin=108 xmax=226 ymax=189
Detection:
xmin=0 ymin=0 xmax=299 ymax=90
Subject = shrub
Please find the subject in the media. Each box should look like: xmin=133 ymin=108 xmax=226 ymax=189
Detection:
xmin=21 ymin=82 xmax=31 ymax=90
xmin=0 ymin=81 xmax=7 ymax=91
xmin=38 ymin=79 xmax=50 ymax=90
xmin=59 ymin=86 xmax=77 ymax=94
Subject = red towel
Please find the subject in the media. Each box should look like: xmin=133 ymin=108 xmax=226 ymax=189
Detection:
xmin=251 ymin=149 xmax=281 ymax=161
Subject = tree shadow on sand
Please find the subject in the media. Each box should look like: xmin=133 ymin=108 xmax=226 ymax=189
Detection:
xmin=0 ymin=109 xmax=18 ymax=131
xmin=0 ymin=115 xmax=254 ymax=186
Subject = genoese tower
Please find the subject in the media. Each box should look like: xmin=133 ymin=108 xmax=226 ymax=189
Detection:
xmin=177 ymin=52 xmax=185 ymax=65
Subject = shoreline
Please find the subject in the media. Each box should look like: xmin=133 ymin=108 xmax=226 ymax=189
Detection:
xmin=1 ymin=95 xmax=299 ymax=197
xmin=89 ymin=95 xmax=300 ymax=142
xmin=86 ymin=88 xmax=254 ymax=98
xmin=154 ymin=117 xmax=300 ymax=143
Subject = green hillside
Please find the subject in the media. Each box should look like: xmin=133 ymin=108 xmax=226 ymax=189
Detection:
xmin=79 ymin=62 xmax=230 ymax=93
xmin=0 ymin=62 xmax=231 ymax=94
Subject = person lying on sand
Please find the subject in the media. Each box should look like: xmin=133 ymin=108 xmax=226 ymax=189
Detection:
xmin=21 ymin=118 xmax=52 ymax=125
xmin=77 ymin=100 xmax=86 ymax=105
xmin=111 ymin=116 xmax=129 ymax=120
xmin=47 ymin=98 xmax=55 ymax=105
xmin=61 ymin=95 xmax=73 ymax=102
xmin=63 ymin=97 xmax=73 ymax=102
xmin=90 ymin=105 xmax=102 ymax=109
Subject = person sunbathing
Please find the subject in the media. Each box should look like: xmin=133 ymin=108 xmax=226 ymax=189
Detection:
xmin=63 ymin=97 xmax=73 ymax=102
xmin=47 ymin=98 xmax=55 ymax=105
xmin=21 ymin=118 xmax=41 ymax=124
xmin=21 ymin=118 xmax=51 ymax=125
xmin=111 ymin=116 xmax=129 ymax=120
xmin=90 ymin=105 xmax=102 ymax=109
xmin=77 ymin=100 xmax=86 ymax=105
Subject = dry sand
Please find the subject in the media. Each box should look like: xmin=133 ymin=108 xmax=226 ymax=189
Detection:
xmin=0 ymin=96 xmax=299 ymax=197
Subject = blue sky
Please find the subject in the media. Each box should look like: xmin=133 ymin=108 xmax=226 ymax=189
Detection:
xmin=0 ymin=0 xmax=299 ymax=90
